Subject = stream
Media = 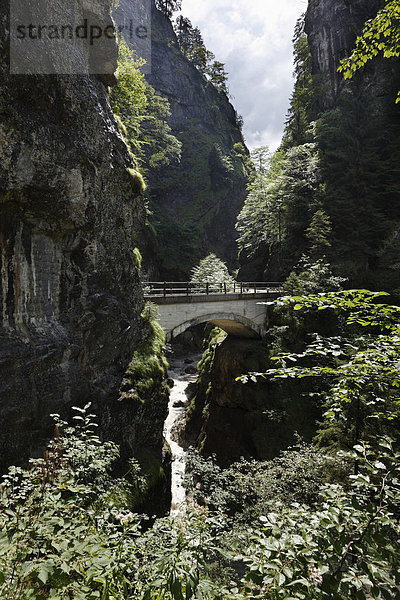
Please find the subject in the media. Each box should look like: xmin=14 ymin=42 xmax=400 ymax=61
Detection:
xmin=164 ymin=351 xmax=201 ymax=515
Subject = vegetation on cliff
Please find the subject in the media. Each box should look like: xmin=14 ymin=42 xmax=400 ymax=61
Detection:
xmin=339 ymin=0 xmax=400 ymax=102
xmin=237 ymin=8 xmax=400 ymax=291
xmin=110 ymin=40 xmax=181 ymax=173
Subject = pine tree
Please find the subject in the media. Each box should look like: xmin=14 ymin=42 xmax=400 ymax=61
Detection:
xmin=190 ymin=254 xmax=235 ymax=291
xmin=209 ymin=61 xmax=229 ymax=94
xmin=155 ymin=0 xmax=181 ymax=19
xmin=175 ymin=15 xmax=193 ymax=54
xmin=187 ymin=46 xmax=215 ymax=74
xmin=306 ymin=208 xmax=332 ymax=257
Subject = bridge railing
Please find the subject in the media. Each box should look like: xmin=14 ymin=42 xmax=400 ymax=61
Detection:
xmin=143 ymin=281 xmax=282 ymax=298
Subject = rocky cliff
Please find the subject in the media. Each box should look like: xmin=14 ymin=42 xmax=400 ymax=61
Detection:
xmin=144 ymin=4 xmax=249 ymax=279
xmin=240 ymin=0 xmax=400 ymax=289
xmin=305 ymin=0 xmax=384 ymax=98
xmin=0 ymin=0 xmax=167 ymax=477
xmin=304 ymin=0 xmax=400 ymax=290
xmin=183 ymin=315 xmax=326 ymax=467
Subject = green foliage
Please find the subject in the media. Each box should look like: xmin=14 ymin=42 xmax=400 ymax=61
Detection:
xmin=190 ymin=254 xmax=235 ymax=292
xmin=283 ymin=255 xmax=347 ymax=295
xmin=2 ymin=404 xmax=400 ymax=600
xmin=139 ymin=86 xmax=182 ymax=172
xmin=174 ymin=15 xmax=229 ymax=93
xmin=338 ymin=0 xmax=400 ymax=102
xmin=306 ymin=208 xmax=332 ymax=255
xmin=282 ymin=17 xmax=318 ymax=148
xmin=110 ymin=40 xmax=181 ymax=172
xmin=208 ymin=61 xmax=229 ymax=94
xmin=155 ymin=0 xmax=181 ymax=18
xmin=149 ymin=118 xmax=249 ymax=278
xmin=0 ymin=405 xmax=139 ymax=600
xmin=314 ymin=92 xmax=400 ymax=287
xmin=185 ymin=443 xmax=348 ymax=520
xmin=132 ymin=246 xmax=143 ymax=270
xmin=0 ymin=408 xmax=227 ymax=600
xmin=127 ymin=167 xmax=147 ymax=195
xmin=109 ymin=39 xmax=148 ymax=164
xmin=238 ymin=10 xmax=400 ymax=289
xmin=236 ymin=143 xmax=320 ymax=266
xmin=236 ymin=440 xmax=400 ymax=599
xmin=240 ymin=290 xmax=400 ymax=450
xmin=121 ymin=302 xmax=168 ymax=402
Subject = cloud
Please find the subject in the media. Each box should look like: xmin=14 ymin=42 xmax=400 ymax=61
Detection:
xmin=179 ymin=0 xmax=306 ymax=150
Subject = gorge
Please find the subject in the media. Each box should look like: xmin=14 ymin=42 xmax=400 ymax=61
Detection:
xmin=1 ymin=0 xmax=400 ymax=597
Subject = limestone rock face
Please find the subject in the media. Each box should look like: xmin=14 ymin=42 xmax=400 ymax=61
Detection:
xmin=305 ymin=0 xmax=384 ymax=97
xmin=0 ymin=0 xmax=153 ymax=470
xmin=144 ymin=4 xmax=249 ymax=279
xmin=184 ymin=336 xmax=321 ymax=467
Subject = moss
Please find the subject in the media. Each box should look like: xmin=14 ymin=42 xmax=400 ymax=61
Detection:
xmin=115 ymin=114 xmax=128 ymax=138
xmin=185 ymin=327 xmax=226 ymax=424
xmin=121 ymin=302 xmax=168 ymax=403
xmin=127 ymin=167 xmax=147 ymax=195
xmin=132 ymin=247 xmax=142 ymax=270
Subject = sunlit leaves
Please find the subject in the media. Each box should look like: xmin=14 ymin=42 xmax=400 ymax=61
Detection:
xmin=338 ymin=0 xmax=400 ymax=95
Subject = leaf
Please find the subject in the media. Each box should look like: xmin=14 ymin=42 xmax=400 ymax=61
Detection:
xmin=38 ymin=564 xmax=52 ymax=584
xmin=278 ymin=573 xmax=286 ymax=586
xmin=374 ymin=461 xmax=387 ymax=470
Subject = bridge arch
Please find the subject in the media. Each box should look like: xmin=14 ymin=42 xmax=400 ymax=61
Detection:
xmin=167 ymin=312 xmax=262 ymax=341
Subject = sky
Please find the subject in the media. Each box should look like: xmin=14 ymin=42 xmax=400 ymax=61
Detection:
xmin=178 ymin=0 xmax=307 ymax=151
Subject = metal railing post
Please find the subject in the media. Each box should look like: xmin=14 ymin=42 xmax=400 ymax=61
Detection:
xmin=240 ymin=282 xmax=243 ymax=295
xmin=224 ymin=282 xmax=227 ymax=295
xmin=163 ymin=282 xmax=167 ymax=297
xmin=206 ymin=282 xmax=209 ymax=295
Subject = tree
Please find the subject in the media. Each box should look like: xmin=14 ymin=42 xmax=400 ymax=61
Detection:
xmin=174 ymin=16 xmax=229 ymax=92
xmin=110 ymin=40 xmax=181 ymax=170
xmin=190 ymin=254 xmax=235 ymax=292
xmin=155 ymin=0 xmax=181 ymax=19
xmin=174 ymin=17 xmax=205 ymax=55
xmin=250 ymin=146 xmax=271 ymax=174
xmin=187 ymin=45 xmax=215 ymax=74
xmin=139 ymin=86 xmax=182 ymax=170
xmin=283 ymin=255 xmax=346 ymax=295
xmin=109 ymin=39 xmax=148 ymax=161
xmin=306 ymin=207 xmax=332 ymax=256
xmin=338 ymin=0 xmax=400 ymax=102
xmin=175 ymin=15 xmax=193 ymax=54
xmin=208 ymin=61 xmax=229 ymax=94
xmin=282 ymin=16 xmax=317 ymax=149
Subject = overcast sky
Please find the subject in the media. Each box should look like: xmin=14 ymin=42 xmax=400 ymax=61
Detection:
xmin=178 ymin=0 xmax=307 ymax=151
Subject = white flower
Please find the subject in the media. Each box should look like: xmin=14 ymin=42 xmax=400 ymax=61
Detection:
xmin=116 ymin=512 xmax=134 ymax=525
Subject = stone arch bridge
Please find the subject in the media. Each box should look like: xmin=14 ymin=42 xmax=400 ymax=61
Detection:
xmin=144 ymin=282 xmax=282 ymax=341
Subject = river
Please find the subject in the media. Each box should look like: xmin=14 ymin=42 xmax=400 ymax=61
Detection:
xmin=164 ymin=351 xmax=201 ymax=515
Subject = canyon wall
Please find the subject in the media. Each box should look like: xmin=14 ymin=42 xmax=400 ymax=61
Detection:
xmin=0 ymin=0 xmax=166 ymax=475
xmin=143 ymin=4 xmax=249 ymax=279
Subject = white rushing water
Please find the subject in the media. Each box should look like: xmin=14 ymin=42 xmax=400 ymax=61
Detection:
xmin=164 ymin=353 xmax=200 ymax=515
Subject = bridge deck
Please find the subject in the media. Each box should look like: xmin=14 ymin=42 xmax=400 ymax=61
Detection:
xmin=146 ymin=292 xmax=280 ymax=304
xmin=146 ymin=282 xmax=283 ymax=340
xmin=144 ymin=281 xmax=282 ymax=302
